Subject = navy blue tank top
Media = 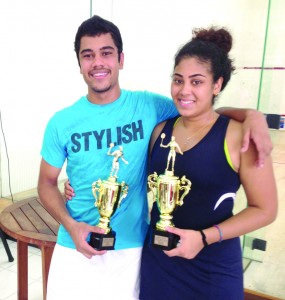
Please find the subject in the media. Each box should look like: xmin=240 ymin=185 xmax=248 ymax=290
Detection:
xmin=140 ymin=115 xmax=244 ymax=300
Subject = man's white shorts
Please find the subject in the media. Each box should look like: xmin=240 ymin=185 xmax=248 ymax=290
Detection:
xmin=47 ymin=244 xmax=142 ymax=300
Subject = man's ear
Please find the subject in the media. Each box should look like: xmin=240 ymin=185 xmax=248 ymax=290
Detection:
xmin=119 ymin=52 xmax=124 ymax=69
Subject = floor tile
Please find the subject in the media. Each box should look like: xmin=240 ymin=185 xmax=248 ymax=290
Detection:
xmin=0 ymin=240 xmax=43 ymax=300
xmin=0 ymin=243 xmax=17 ymax=270
xmin=0 ymin=268 xmax=17 ymax=299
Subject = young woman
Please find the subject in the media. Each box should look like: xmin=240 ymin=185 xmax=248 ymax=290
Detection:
xmin=139 ymin=27 xmax=278 ymax=300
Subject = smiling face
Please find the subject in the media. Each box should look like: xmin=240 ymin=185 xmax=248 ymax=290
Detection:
xmin=171 ymin=57 xmax=222 ymax=118
xmin=79 ymin=33 xmax=124 ymax=104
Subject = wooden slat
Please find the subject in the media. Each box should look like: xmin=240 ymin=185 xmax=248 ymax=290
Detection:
xmin=11 ymin=207 xmax=36 ymax=232
xmin=21 ymin=202 xmax=54 ymax=235
xmin=0 ymin=212 xmax=21 ymax=233
xmin=30 ymin=199 xmax=59 ymax=235
xmin=4 ymin=197 xmax=37 ymax=212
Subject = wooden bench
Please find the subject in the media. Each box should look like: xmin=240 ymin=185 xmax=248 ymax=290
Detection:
xmin=0 ymin=197 xmax=59 ymax=300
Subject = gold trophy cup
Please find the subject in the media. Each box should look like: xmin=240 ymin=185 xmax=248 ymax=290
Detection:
xmin=89 ymin=143 xmax=129 ymax=250
xmin=148 ymin=134 xmax=191 ymax=250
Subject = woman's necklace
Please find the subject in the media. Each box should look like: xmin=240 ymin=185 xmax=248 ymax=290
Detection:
xmin=177 ymin=116 xmax=216 ymax=146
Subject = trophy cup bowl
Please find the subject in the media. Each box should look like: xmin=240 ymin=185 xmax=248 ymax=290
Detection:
xmin=89 ymin=177 xmax=128 ymax=250
xmin=148 ymin=171 xmax=191 ymax=250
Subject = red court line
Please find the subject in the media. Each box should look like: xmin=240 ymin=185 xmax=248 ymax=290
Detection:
xmin=243 ymin=67 xmax=285 ymax=70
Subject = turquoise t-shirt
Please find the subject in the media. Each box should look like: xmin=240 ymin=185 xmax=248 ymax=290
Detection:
xmin=40 ymin=89 xmax=178 ymax=250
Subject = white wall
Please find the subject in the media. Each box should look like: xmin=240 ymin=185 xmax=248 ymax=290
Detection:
xmin=93 ymin=0 xmax=285 ymax=112
xmin=0 ymin=0 xmax=90 ymax=196
xmin=0 ymin=0 xmax=284 ymax=196
xmin=258 ymin=0 xmax=285 ymax=113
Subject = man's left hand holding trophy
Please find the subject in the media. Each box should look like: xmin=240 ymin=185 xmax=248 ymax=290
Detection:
xmin=89 ymin=143 xmax=129 ymax=250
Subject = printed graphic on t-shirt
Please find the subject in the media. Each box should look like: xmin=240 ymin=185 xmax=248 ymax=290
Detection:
xmin=70 ymin=120 xmax=144 ymax=152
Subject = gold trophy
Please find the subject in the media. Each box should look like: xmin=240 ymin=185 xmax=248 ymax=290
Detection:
xmin=148 ymin=133 xmax=191 ymax=250
xmin=89 ymin=143 xmax=129 ymax=250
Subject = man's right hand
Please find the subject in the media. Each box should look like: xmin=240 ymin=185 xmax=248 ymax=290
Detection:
xmin=69 ymin=221 xmax=107 ymax=259
xmin=63 ymin=180 xmax=108 ymax=258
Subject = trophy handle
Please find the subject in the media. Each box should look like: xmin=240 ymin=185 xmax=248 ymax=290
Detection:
xmin=148 ymin=172 xmax=158 ymax=201
xmin=118 ymin=182 xmax=129 ymax=207
xmin=92 ymin=179 xmax=102 ymax=207
xmin=177 ymin=175 xmax=192 ymax=206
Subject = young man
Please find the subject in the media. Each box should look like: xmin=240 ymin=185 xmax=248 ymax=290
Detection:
xmin=38 ymin=15 xmax=272 ymax=299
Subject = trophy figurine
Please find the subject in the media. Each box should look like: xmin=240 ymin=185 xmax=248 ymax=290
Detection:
xmin=89 ymin=143 xmax=129 ymax=250
xmin=148 ymin=133 xmax=191 ymax=250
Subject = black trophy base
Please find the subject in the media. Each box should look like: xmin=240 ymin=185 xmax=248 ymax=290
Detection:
xmin=152 ymin=228 xmax=180 ymax=250
xmin=89 ymin=231 xmax=116 ymax=250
